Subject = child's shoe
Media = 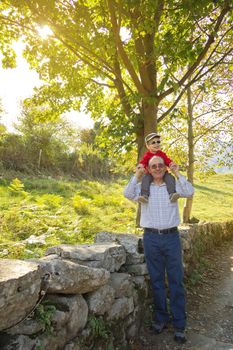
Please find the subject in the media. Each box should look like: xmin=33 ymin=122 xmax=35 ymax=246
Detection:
xmin=138 ymin=195 xmax=149 ymax=204
xmin=169 ymin=193 xmax=180 ymax=203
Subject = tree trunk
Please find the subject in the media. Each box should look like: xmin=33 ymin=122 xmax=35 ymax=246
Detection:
xmin=135 ymin=98 xmax=158 ymax=226
xmin=38 ymin=149 xmax=42 ymax=169
xmin=136 ymin=98 xmax=158 ymax=160
xmin=183 ymin=86 xmax=195 ymax=223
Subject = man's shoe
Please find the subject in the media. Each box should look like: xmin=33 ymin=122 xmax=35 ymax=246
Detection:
xmin=174 ymin=329 xmax=187 ymax=344
xmin=138 ymin=195 xmax=149 ymax=204
xmin=169 ymin=193 xmax=180 ymax=203
xmin=151 ymin=322 xmax=167 ymax=334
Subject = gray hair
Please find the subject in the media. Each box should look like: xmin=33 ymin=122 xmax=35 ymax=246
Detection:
xmin=148 ymin=156 xmax=164 ymax=167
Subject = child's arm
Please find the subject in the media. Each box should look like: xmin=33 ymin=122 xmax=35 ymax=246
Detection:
xmin=139 ymin=152 xmax=150 ymax=167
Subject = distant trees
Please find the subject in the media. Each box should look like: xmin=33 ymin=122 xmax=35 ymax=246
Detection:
xmin=0 ymin=103 xmax=112 ymax=178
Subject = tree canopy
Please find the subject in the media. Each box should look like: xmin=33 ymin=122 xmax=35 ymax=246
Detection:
xmin=0 ymin=0 xmax=233 ymax=158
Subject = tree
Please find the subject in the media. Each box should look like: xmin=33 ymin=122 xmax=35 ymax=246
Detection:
xmin=160 ymin=61 xmax=233 ymax=221
xmin=15 ymin=101 xmax=79 ymax=171
xmin=0 ymin=0 xmax=232 ymax=159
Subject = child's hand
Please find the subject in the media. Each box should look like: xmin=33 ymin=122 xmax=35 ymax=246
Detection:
xmin=135 ymin=164 xmax=145 ymax=180
xmin=169 ymin=162 xmax=180 ymax=177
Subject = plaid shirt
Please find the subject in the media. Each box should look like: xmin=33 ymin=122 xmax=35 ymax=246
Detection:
xmin=124 ymin=175 xmax=194 ymax=230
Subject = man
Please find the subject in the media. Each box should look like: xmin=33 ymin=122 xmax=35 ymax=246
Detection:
xmin=124 ymin=155 xmax=194 ymax=344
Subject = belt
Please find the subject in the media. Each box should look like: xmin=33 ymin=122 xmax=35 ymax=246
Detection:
xmin=144 ymin=226 xmax=178 ymax=235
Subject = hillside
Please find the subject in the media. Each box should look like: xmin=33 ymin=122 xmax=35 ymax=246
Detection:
xmin=0 ymin=173 xmax=232 ymax=259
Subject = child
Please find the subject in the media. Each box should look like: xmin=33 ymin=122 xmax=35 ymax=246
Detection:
xmin=138 ymin=132 xmax=180 ymax=203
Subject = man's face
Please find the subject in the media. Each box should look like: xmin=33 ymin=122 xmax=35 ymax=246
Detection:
xmin=146 ymin=137 xmax=161 ymax=153
xmin=148 ymin=157 xmax=166 ymax=180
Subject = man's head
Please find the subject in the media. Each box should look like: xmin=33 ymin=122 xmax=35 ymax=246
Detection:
xmin=148 ymin=156 xmax=166 ymax=181
xmin=145 ymin=133 xmax=161 ymax=153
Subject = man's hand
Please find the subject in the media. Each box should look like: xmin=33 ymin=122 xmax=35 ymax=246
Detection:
xmin=169 ymin=162 xmax=180 ymax=178
xmin=135 ymin=164 xmax=145 ymax=181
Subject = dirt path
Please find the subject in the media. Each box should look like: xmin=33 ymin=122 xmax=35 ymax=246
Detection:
xmin=131 ymin=240 xmax=233 ymax=350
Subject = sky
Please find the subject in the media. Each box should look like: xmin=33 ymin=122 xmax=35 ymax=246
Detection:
xmin=0 ymin=41 xmax=94 ymax=132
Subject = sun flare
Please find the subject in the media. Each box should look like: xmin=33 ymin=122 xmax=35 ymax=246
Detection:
xmin=37 ymin=25 xmax=53 ymax=39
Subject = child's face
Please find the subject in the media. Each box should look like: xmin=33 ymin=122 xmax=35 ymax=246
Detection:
xmin=146 ymin=137 xmax=161 ymax=153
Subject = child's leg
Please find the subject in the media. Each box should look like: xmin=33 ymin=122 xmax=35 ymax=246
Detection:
xmin=141 ymin=173 xmax=153 ymax=197
xmin=164 ymin=172 xmax=176 ymax=195
xmin=164 ymin=172 xmax=180 ymax=202
xmin=138 ymin=173 xmax=153 ymax=203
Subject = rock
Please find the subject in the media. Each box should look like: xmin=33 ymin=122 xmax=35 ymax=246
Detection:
xmin=0 ymin=259 xmax=41 ymax=331
xmin=46 ymin=294 xmax=88 ymax=336
xmin=109 ymin=273 xmax=134 ymax=298
xmin=95 ymin=232 xmax=143 ymax=254
xmin=38 ymin=294 xmax=88 ymax=349
xmin=126 ymin=252 xmax=145 ymax=265
xmin=127 ymin=263 xmax=148 ymax=276
xmin=51 ymin=309 xmax=68 ymax=331
xmin=24 ymin=234 xmax=47 ymax=245
xmin=86 ymin=284 xmax=115 ymax=315
xmin=6 ymin=318 xmax=43 ymax=335
xmin=45 ymin=243 xmax=126 ymax=272
xmin=0 ymin=334 xmax=37 ymax=350
xmin=36 ymin=256 xmax=110 ymax=294
xmin=133 ymin=276 xmax=149 ymax=298
xmin=107 ymin=297 xmax=134 ymax=320
xmin=64 ymin=342 xmax=81 ymax=350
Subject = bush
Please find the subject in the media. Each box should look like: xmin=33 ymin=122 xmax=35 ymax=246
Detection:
xmin=73 ymin=194 xmax=91 ymax=215
xmin=36 ymin=194 xmax=63 ymax=209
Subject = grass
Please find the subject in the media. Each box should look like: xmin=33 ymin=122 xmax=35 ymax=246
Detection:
xmin=187 ymin=173 xmax=233 ymax=222
xmin=0 ymin=173 xmax=232 ymax=259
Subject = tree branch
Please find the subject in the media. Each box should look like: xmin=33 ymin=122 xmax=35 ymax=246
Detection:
xmin=159 ymin=2 xmax=231 ymax=99
xmin=194 ymin=114 xmax=233 ymax=145
xmin=107 ymin=0 xmax=147 ymax=95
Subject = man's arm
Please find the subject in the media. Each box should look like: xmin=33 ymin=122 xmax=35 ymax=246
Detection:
xmin=123 ymin=166 xmax=143 ymax=201
xmin=170 ymin=163 xmax=194 ymax=198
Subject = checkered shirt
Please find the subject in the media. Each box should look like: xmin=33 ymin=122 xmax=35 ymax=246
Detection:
xmin=124 ymin=175 xmax=194 ymax=230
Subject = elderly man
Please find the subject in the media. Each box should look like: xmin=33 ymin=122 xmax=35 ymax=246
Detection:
xmin=124 ymin=155 xmax=194 ymax=344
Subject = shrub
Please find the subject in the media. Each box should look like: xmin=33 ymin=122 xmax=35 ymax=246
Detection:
xmin=73 ymin=194 xmax=91 ymax=215
xmin=36 ymin=194 xmax=63 ymax=209
xmin=8 ymin=178 xmax=29 ymax=197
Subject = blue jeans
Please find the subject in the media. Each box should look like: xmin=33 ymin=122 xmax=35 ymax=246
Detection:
xmin=143 ymin=229 xmax=186 ymax=330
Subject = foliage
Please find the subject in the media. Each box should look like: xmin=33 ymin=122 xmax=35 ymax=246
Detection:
xmin=0 ymin=0 xmax=232 ymax=158
xmin=73 ymin=194 xmax=91 ymax=215
xmin=36 ymin=194 xmax=63 ymax=209
xmin=87 ymin=315 xmax=115 ymax=350
xmin=35 ymin=302 xmax=56 ymax=335
xmin=8 ymin=178 xmax=29 ymax=197
xmin=88 ymin=315 xmax=111 ymax=340
xmin=0 ymin=134 xmax=28 ymax=172
xmin=159 ymin=66 xmax=233 ymax=175
xmin=0 ymin=124 xmax=113 ymax=178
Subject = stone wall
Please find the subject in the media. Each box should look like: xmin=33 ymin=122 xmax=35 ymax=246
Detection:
xmin=0 ymin=222 xmax=232 ymax=350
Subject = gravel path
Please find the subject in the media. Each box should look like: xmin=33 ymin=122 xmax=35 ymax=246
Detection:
xmin=130 ymin=240 xmax=233 ymax=350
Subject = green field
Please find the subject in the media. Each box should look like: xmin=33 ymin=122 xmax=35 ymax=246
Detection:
xmin=0 ymin=173 xmax=232 ymax=259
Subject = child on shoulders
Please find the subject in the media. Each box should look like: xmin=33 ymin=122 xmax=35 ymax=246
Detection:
xmin=138 ymin=133 xmax=179 ymax=204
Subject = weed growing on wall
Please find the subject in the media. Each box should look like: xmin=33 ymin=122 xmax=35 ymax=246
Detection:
xmin=35 ymin=303 xmax=56 ymax=335
xmin=87 ymin=315 xmax=115 ymax=350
